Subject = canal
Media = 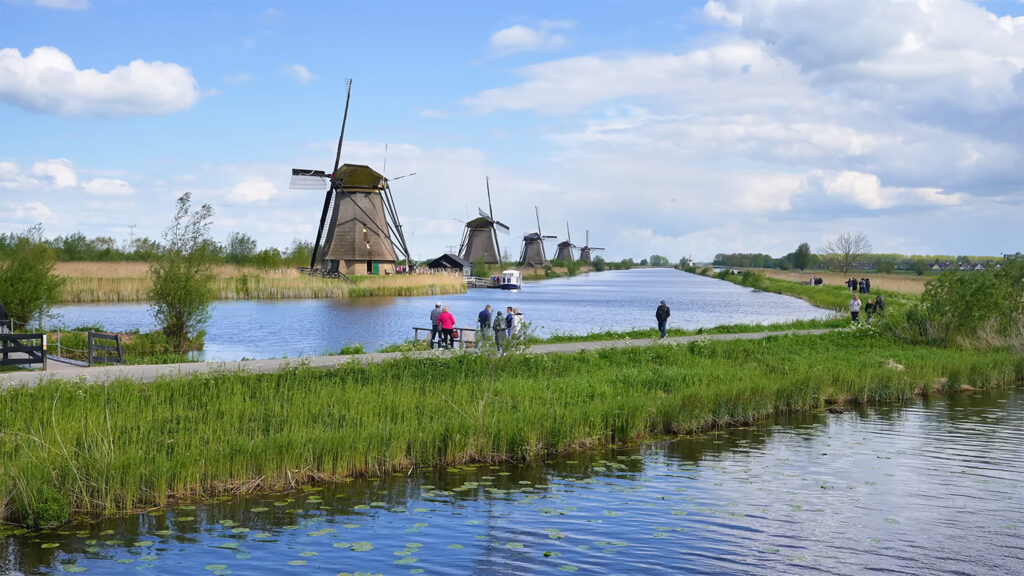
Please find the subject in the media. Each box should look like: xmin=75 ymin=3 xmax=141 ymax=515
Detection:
xmin=45 ymin=269 xmax=831 ymax=360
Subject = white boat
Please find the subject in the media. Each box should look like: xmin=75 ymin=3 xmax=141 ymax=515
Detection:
xmin=499 ymin=269 xmax=522 ymax=290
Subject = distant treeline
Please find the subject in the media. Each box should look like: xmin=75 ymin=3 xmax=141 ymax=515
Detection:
xmin=713 ymin=251 xmax=1009 ymax=273
xmin=0 ymin=227 xmax=314 ymax=268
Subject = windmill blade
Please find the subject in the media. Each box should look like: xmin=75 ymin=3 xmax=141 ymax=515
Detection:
xmin=591 ymin=247 xmax=606 ymax=251
xmin=493 ymin=220 xmax=511 ymax=235
xmin=542 ymin=235 xmax=557 ymax=239
xmin=535 ymin=206 xmax=542 ymax=236
xmin=290 ymin=169 xmax=330 ymax=190
xmin=310 ymin=187 xmax=334 ymax=268
xmin=478 ymin=207 xmax=492 ymax=220
xmin=333 ymin=79 xmax=353 ymax=173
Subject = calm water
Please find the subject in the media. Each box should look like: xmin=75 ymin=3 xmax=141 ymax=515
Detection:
xmin=45 ymin=269 xmax=830 ymax=360
xmin=4 ymin=386 xmax=1021 ymax=575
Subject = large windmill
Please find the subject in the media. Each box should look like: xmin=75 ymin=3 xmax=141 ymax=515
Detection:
xmin=554 ymin=222 xmax=576 ymax=262
xmin=519 ymin=206 xmax=557 ymax=268
xmin=577 ymin=229 xmax=605 ymax=263
xmin=458 ymin=177 xmax=509 ymax=266
xmin=289 ymin=80 xmax=412 ymax=276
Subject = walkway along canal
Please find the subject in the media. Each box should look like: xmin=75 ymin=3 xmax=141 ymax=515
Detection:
xmin=1 ymin=328 xmax=834 ymax=388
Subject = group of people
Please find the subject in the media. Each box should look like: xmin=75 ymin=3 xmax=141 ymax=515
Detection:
xmin=428 ymin=302 xmax=524 ymax=352
xmin=846 ymin=277 xmax=871 ymax=293
xmin=808 ymin=276 xmax=824 ymax=286
xmin=849 ymin=293 xmax=885 ymax=325
xmin=477 ymin=305 xmax=524 ymax=354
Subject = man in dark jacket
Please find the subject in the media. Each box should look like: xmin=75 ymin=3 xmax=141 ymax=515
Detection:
xmin=656 ymin=300 xmax=671 ymax=339
xmin=430 ymin=302 xmax=442 ymax=349
xmin=477 ymin=305 xmax=492 ymax=342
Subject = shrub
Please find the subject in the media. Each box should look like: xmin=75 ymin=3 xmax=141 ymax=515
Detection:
xmin=0 ymin=226 xmax=65 ymax=327
xmin=149 ymin=193 xmax=216 ymax=352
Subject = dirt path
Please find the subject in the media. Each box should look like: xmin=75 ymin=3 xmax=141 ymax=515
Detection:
xmin=1 ymin=329 xmax=835 ymax=389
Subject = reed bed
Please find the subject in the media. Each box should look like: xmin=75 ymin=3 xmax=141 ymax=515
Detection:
xmin=2 ymin=330 xmax=1021 ymax=527
xmin=752 ymin=268 xmax=928 ymax=294
xmin=54 ymin=262 xmax=465 ymax=302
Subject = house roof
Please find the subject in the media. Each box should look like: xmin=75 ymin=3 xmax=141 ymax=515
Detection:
xmin=427 ymin=253 xmax=472 ymax=269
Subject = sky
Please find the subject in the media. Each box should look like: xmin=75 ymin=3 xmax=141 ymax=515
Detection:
xmin=1 ymin=0 xmax=1022 ymax=263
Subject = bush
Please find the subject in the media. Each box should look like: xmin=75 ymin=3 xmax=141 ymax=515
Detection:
xmin=149 ymin=193 xmax=216 ymax=352
xmin=0 ymin=226 xmax=65 ymax=326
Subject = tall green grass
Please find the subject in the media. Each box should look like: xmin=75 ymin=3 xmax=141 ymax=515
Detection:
xmin=2 ymin=330 xmax=1021 ymax=527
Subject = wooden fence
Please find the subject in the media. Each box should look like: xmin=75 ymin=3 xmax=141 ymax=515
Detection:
xmin=88 ymin=332 xmax=123 ymax=366
xmin=0 ymin=333 xmax=47 ymax=370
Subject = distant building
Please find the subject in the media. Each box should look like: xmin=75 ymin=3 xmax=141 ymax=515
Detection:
xmin=427 ymin=253 xmax=473 ymax=277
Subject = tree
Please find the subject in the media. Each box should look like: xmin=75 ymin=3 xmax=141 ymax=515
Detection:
xmin=911 ymin=257 xmax=930 ymax=276
xmin=876 ymin=257 xmax=896 ymax=274
xmin=149 ymin=193 xmax=216 ymax=352
xmin=252 ymin=248 xmax=283 ymax=270
xmin=224 ymin=232 xmax=257 ymax=265
xmin=649 ymin=254 xmax=670 ymax=267
xmin=793 ymin=242 xmax=812 ymax=270
xmin=819 ymin=231 xmax=871 ymax=274
xmin=284 ymin=240 xmax=314 ymax=267
xmin=0 ymin=225 xmax=65 ymax=326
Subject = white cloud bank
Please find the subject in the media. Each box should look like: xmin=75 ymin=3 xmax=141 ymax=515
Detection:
xmin=0 ymin=47 xmax=200 ymax=116
xmin=0 ymin=159 xmax=133 ymax=197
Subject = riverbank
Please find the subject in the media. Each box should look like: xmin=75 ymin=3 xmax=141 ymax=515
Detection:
xmin=54 ymin=262 xmax=466 ymax=302
xmin=2 ymin=328 xmax=1021 ymax=528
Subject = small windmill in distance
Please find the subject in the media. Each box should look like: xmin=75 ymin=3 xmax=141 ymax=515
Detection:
xmin=518 ymin=206 xmax=557 ymax=267
xmin=577 ymin=230 xmax=605 ymax=263
xmin=458 ymin=177 xmax=510 ymax=266
xmin=554 ymin=222 xmax=576 ymax=262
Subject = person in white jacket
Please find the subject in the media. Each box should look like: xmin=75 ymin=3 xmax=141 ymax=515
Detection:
xmin=850 ymin=294 xmax=862 ymax=325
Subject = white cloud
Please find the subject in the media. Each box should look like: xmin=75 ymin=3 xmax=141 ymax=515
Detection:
xmin=32 ymin=158 xmax=77 ymax=188
xmin=81 ymin=178 xmax=134 ymax=196
xmin=33 ymin=0 xmax=88 ymax=9
xmin=286 ymin=64 xmax=316 ymax=84
xmin=5 ymin=201 xmax=56 ymax=223
xmin=489 ymin=23 xmax=570 ymax=55
xmin=0 ymin=47 xmax=200 ymax=116
xmin=226 ymin=178 xmax=279 ymax=204
xmin=821 ymin=170 xmax=964 ymax=209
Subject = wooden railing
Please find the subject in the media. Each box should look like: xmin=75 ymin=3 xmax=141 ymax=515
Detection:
xmin=0 ymin=333 xmax=47 ymax=370
xmin=412 ymin=326 xmax=479 ymax=349
xmin=88 ymin=332 xmax=123 ymax=366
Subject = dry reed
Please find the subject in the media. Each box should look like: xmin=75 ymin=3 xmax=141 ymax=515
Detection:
xmin=752 ymin=268 xmax=928 ymax=294
xmin=55 ymin=262 xmax=466 ymax=302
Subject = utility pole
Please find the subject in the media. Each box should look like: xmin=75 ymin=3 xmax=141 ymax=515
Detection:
xmin=128 ymin=224 xmax=137 ymax=246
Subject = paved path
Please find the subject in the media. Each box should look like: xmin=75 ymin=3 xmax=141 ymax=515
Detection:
xmin=1 ymin=329 xmax=834 ymax=389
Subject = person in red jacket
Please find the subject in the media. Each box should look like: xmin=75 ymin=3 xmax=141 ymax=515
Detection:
xmin=438 ymin=306 xmax=456 ymax=349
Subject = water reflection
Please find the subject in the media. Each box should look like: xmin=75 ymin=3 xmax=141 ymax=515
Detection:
xmin=45 ymin=269 xmax=831 ymax=361
xmin=4 ymin=386 xmax=1021 ymax=575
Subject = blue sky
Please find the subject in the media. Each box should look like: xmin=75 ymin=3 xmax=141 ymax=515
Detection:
xmin=1 ymin=0 xmax=1022 ymax=262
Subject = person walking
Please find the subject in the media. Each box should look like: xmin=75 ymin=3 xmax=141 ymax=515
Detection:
xmin=655 ymin=300 xmax=671 ymax=339
xmin=874 ymin=294 xmax=885 ymax=319
xmin=492 ymin=308 xmax=508 ymax=354
xmin=429 ymin=302 xmax=442 ymax=349
xmin=477 ymin=305 xmax=492 ymax=342
xmin=850 ymin=293 xmax=861 ymax=325
xmin=438 ymin=306 xmax=456 ymax=349
xmin=505 ymin=306 xmax=515 ymax=339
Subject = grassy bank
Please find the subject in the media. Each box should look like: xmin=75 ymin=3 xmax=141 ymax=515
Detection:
xmin=2 ymin=330 xmax=1021 ymax=528
xmin=54 ymin=262 xmax=465 ymax=302
xmin=746 ymin=268 xmax=928 ymax=294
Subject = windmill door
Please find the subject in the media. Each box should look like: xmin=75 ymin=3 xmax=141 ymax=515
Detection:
xmin=373 ymin=261 xmax=380 ymax=275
